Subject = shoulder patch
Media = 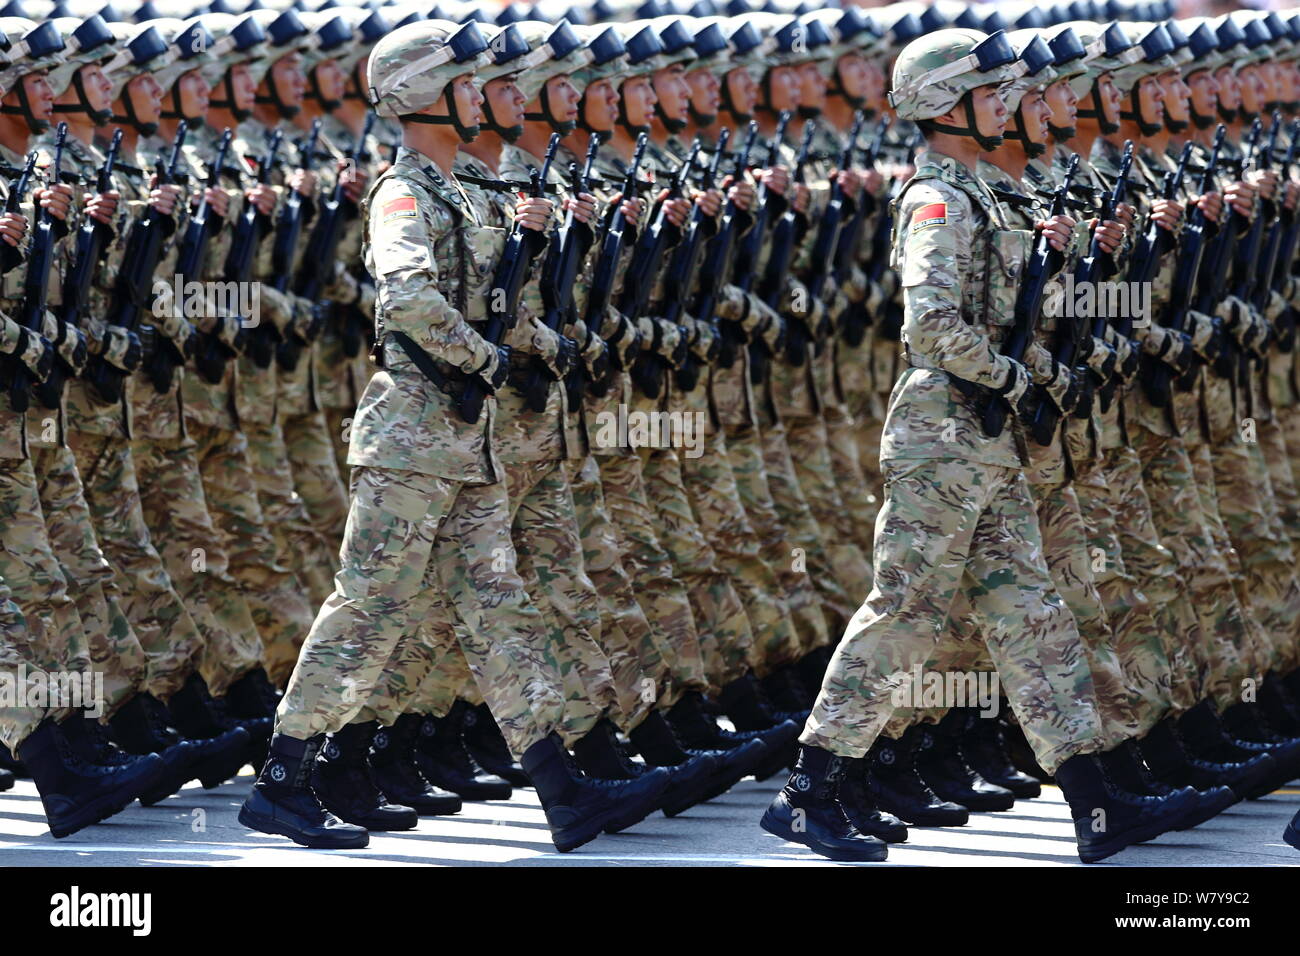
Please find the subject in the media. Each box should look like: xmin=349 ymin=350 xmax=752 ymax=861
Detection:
xmin=913 ymin=202 xmax=948 ymax=229
xmin=381 ymin=196 xmax=418 ymax=223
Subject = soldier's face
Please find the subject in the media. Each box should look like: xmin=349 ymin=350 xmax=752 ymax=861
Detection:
xmin=1044 ymin=77 xmax=1077 ymax=131
xmin=767 ymin=65 xmax=801 ymax=112
xmin=1159 ymin=71 xmax=1190 ymax=126
xmin=1238 ymin=66 xmax=1264 ymax=114
xmin=313 ymin=58 xmax=347 ymax=106
xmin=230 ymin=63 xmax=257 ymax=113
xmin=834 ymin=54 xmax=870 ymax=103
xmin=621 ymin=76 xmax=657 ymax=128
xmin=1020 ymin=89 xmax=1050 ymax=145
xmin=1277 ymin=64 xmax=1297 ymax=105
xmin=451 ymin=73 xmax=484 ymax=126
xmin=263 ymin=53 xmax=306 ymax=111
xmin=542 ymin=74 xmax=580 ymax=124
xmin=798 ymin=63 xmax=827 ymax=112
xmin=1187 ymin=69 xmax=1219 ymax=115
xmin=6 ymin=72 xmax=54 ymax=124
xmin=1214 ymin=67 xmax=1240 ymax=111
xmin=685 ymin=69 xmax=720 ymax=120
xmin=57 ymin=64 xmax=113 ymax=116
xmin=583 ymin=78 xmax=619 ymax=131
xmin=725 ymin=67 xmax=758 ymax=116
xmin=178 ymin=70 xmax=211 ymax=119
xmin=1136 ymin=76 xmax=1164 ymax=129
xmin=862 ymin=58 xmax=885 ymax=110
xmin=1096 ymin=73 xmax=1122 ymax=127
xmin=652 ymin=66 xmax=690 ymax=124
xmin=123 ymin=72 xmax=164 ymax=126
xmin=965 ymin=83 xmax=1007 ymax=140
xmin=485 ymin=77 xmax=526 ymax=129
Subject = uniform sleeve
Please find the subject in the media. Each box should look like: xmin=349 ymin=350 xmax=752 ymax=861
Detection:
xmin=896 ymin=182 xmax=1015 ymax=390
xmin=368 ymin=179 xmax=494 ymax=373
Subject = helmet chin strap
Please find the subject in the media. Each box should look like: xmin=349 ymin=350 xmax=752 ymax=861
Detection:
xmin=1048 ymin=121 xmax=1076 ymax=143
xmin=306 ymin=68 xmax=342 ymax=114
xmin=402 ymin=87 xmax=480 ymax=142
xmin=1003 ymin=104 xmax=1046 ymax=159
xmin=53 ymin=70 xmax=113 ymax=127
xmin=616 ymin=92 xmax=649 ymax=137
xmin=113 ymin=82 xmax=160 ymax=136
xmin=796 ymin=104 xmax=821 ymax=120
xmin=576 ymin=91 xmax=613 ymax=143
xmin=687 ymin=102 xmax=716 ymax=128
xmin=1119 ymin=87 xmax=1162 ymax=137
xmin=829 ymin=72 xmax=866 ymax=110
xmin=654 ymin=101 xmax=687 ymax=134
xmin=1216 ymin=99 xmax=1237 ymax=124
xmin=1077 ymin=83 xmax=1120 ymax=135
xmin=720 ymin=80 xmax=751 ymax=124
xmin=1188 ymin=101 xmax=1215 ymax=129
xmin=919 ymin=91 xmax=1002 ymax=151
xmin=208 ymin=72 xmax=253 ymax=122
xmin=161 ymin=84 xmax=206 ymax=128
xmin=2 ymin=78 xmax=52 ymax=134
xmin=1164 ymin=115 xmax=1189 ymax=134
xmin=523 ymin=84 xmax=576 ymax=136
xmin=255 ymin=70 xmax=301 ymax=120
xmin=481 ymin=95 xmax=522 ymax=142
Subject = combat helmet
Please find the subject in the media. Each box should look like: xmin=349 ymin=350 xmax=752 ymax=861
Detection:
xmin=569 ymin=23 xmax=627 ymax=141
xmin=1058 ymin=21 xmax=1143 ymax=135
xmin=102 ymin=20 xmax=178 ymax=135
xmin=0 ymin=18 xmax=66 ymax=126
xmin=195 ymin=11 xmax=268 ymax=122
xmin=1003 ymin=30 xmax=1060 ymax=157
xmin=889 ymin=27 xmax=1025 ymax=150
xmin=367 ymin=18 xmax=491 ymax=142
xmin=511 ymin=19 xmax=590 ymax=135
xmin=45 ymin=15 xmax=116 ymax=126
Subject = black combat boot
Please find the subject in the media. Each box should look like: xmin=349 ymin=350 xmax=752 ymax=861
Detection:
xmin=413 ymin=703 xmax=513 ymax=801
xmin=313 ymin=721 xmax=418 ymax=830
xmin=18 ymin=719 xmax=165 ymax=839
xmin=521 ymin=734 xmax=671 ymax=851
xmin=836 ymin=754 xmax=909 ymax=843
xmin=759 ymin=745 xmax=889 ymax=861
xmin=914 ymin=716 xmax=1015 ymax=812
xmin=0 ymin=767 xmax=13 ymax=791
xmin=666 ymin=691 xmax=771 ymax=794
xmin=955 ymin=707 xmax=1041 ymax=798
xmin=0 ymin=743 xmax=24 ymax=776
xmin=865 ymin=731 xmax=969 ymax=826
xmin=239 ymin=733 xmax=369 ymax=848
xmin=1178 ymin=701 xmax=1291 ymax=797
xmin=460 ymin=703 xmax=528 ymax=786
xmin=1284 ymin=668 xmax=1300 ymax=702
xmin=573 ymin=719 xmax=643 ymax=779
xmin=627 ymin=710 xmax=720 ymax=816
xmin=368 ymin=716 xmax=461 ymax=816
xmin=224 ymin=666 xmax=281 ymax=772
xmin=1221 ymin=700 xmax=1300 ymax=774
xmin=108 ymin=693 xmax=201 ymax=805
xmin=761 ymin=666 xmax=814 ymax=712
xmin=1286 ymin=807 xmax=1300 ymax=851
xmin=1054 ymin=752 xmax=1204 ymax=863
xmin=718 ymin=675 xmax=802 ymax=779
xmin=1258 ymin=675 xmax=1300 ymax=736
xmin=1097 ymin=739 xmax=1235 ymax=830
xmin=1140 ymin=717 xmax=1274 ymax=799
xmin=165 ymin=674 xmax=252 ymax=787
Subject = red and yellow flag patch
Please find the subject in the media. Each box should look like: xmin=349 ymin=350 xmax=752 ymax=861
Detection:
xmin=381 ymin=196 xmax=417 ymax=224
xmin=912 ymin=202 xmax=948 ymax=229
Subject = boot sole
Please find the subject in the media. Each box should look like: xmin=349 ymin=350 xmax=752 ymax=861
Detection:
xmin=551 ymin=803 xmax=628 ymax=853
xmin=759 ymin=807 xmax=888 ymax=862
xmin=1077 ymin=805 xmax=1199 ymax=863
xmin=0 ymin=775 xmax=12 ymax=792
xmin=48 ymin=768 xmax=165 ymax=840
xmin=237 ymin=803 xmax=370 ymax=849
xmin=604 ymin=779 xmax=672 ymax=834
xmin=1174 ymin=789 xmax=1237 ymax=831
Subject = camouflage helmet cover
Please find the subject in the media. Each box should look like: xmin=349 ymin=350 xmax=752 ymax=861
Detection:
xmin=889 ymin=27 xmax=1026 ymax=121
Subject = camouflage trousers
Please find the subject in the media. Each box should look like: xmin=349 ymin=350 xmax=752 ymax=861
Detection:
xmin=130 ymin=435 xmax=265 ymax=697
xmin=639 ymin=445 xmax=755 ymax=693
xmin=31 ymin=443 xmax=148 ymax=717
xmin=569 ymin=453 xmax=663 ymax=725
xmin=243 ymin=419 xmax=337 ymax=608
xmin=1258 ymin=413 xmax=1300 ymax=552
xmin=1127 ymin=425 xmax=1256 ymax=709
xmin=596 ymin=451 xmax=708 ymax=701
xmin=823 ymin=404 xmax=883 ymax=556
xmin=282 ymin=408 xmax=350 ymax=554
xmin=278 ymin=465 xmax=565 ymax=757
xmin=800 ymin=458 xmax=1102 ymax=774
xmin=0 ymin=456 xmax=91 ymax=721
xmin=187 ymin=423 xmax=315 ymax=686
xmin=759 ymin=418 xmax=866 ymax=631
xmin=0 ymin=574 xmax=52 ymax=751
xmin=324 ymin=405 xmax=354 ymax=494
xmin=681 ymin=428 xmax=800 ymax=680
xmin=724 ymin=422 xmax=829 ymax=666
xmin=1072 ymin=458 xmax=1183 ymax=726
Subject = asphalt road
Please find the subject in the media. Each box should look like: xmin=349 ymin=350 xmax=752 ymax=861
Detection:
xmin=2 ymin=770 xmax=1297 ymax=866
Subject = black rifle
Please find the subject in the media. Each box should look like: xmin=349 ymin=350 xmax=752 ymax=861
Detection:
xmin=224 ymin=128 xmax=283 ymax=369
xmin=525 ymin=132 xmax=599 ymax=412
xmin=752 ymin=119 xmax=816 ymax=384
xmin=0 ymin=150 xmax=37 ymax=396
xmin=974 ymin=154 xmax=1078 ymax=439
xmin=1268 ymin=120 xmax=1300 ymax=352
xmin=89 ymin=121 xmax=188 ymax=403
xmin=702 ymin=122 xmax=760 ymax=370
xmin=666 ymin=128 xmax=729 ymax=393
xmin=837 ymin=115 xmax=891 ymax=348
xmin=7 ymin=124 xmax=68 ymax=413
xmin=623 ymin=139 xmax=701 ymax=400
xmin=458 ymin=133 xmax=559 ymax=425
xmin=583 ymin=132 xmax=649 ymax=361
xmin=173 ymin=127 xmax=236 ymax=388
xmin=336 ymin=114 xmax=377 ymax=361
xmin=270 ymin=119 xmax=322 ymax=372
xmin=35 ymin=129 xmax=123 ymax=409
xmin=1143 ymin=125 xmax=1226 ymax=405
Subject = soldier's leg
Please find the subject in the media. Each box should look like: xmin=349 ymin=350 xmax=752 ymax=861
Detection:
xmin=190 ymin=424 xmax=315 ymax=686
xmin=1259 ymin=415 xmax=1300 ymax=548
xmin=824 ymin=406 xmax=882 ymax=555
xmin=725 ymin=423 xmax=829 ymax=664
xmin=283 ymin=409 xmax=350 ymax=554
xmin=680 ymin=429 xmax=800 ymax=679
xmin=131 ymin=436 xmax=265 ymax=697
xmin=325 ymin=406 xmax=353 ymax=486
xmin=243 ymin=419 xmax=336 ymax=607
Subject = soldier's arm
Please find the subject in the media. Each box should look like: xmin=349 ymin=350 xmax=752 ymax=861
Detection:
xmin=369 ymin=179 xmax=497 ymax=374
xmin=897 ymin=182 xmax=1022 ymax=392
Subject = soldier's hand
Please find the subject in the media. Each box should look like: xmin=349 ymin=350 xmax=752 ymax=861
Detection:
xmin=656 ymin=190 xmax=692 ymax=229
xmin=246 ymin=182 xmax=277 ymax=216
xmin=565 ymin=191 xmax=598 ymax=226
xmin=860 ymin=168 xmax=883 ymax=195
xmin=339 ymin=159 xmax=367 ymax=204
xmin=1149 ymin=198 xmax=1183 ymax=232
xmin=693 ymin=187 xmax=723 ymax=218
xmin=0 ymin=211 xmax=27 ymax=246
xmin=1285 ymin=180 xmax=1300 ymax=212
xmin=758 ymin=165 xmax=790 ymax=196
xmin=289 ymin=169 xmax=317 ymax=197
xmin=1118 ymin=337 xmax=1139 ymax=380
xmin=725 ymin=177 xmax=755 ymax=211
xmin=1093 ymin=218 xmax=1125 ymax=254
xmin=1250 ymin=167 xmax=1279 ymax=200
xmin=553 ymin=334 xmax=580 ymax=379
xmin=304 ymin=300 xmax=331 ymax=341
xmin=514 ymin=196 xmax=553 ymax=232
xmin=1114 ymin=201 xmax=1136 ymax=232
xmin=149 ymin=183 xmax=184 ymax=216
xmin=15 ymin=329 xmax=54 ymax=381
xmin=474 ymin=345 xmax=511 ymax=393
xmin=792 ymin=183 xmax=811 ymax=214
xmin=1044 ymin=363 xmax=1079 ymax=415
xmin=1225 ymin=181 xmax=1255 ymax=218
xmin=608 ymin=192 xmax=644 ymax=223
xmin=199 ymin=186 xmax=230 ymax=219
xmin=582 ymin=330 xmax=611 ymax=386
xmin=37 ymin=183 xmax=75 ymax=222
xmin=1194 ymin=190 xmax=1223 ymax=224
xmin=1037 ymin=215 xmax=1076 ymax=251
xmin=56 ymin=322 xmax=88 ymax=374
xmin=835 ymin=168 xmax=860 ymax=197
xmin=84 ymin=190 xmax=120 ymax=225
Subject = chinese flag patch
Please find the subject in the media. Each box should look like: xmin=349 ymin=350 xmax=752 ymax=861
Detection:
xmin=912 ymin=202 xmax=947 ymax=229
xmin=381 ymin=196 xmax=417 ymax=223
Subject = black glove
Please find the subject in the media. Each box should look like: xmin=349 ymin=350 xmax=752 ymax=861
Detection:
xmin=1096 ymin=343 xmax=1117 ymax=381
xmin=583 ymin=332 xmax=611 ymax=388
xmin=120 ymin=329 xmax=144 ymax=373
xmin=1118 ymin=339 xmax=1139 ymax=381
xmin=553 ymin=335 xmax=580 ymax=380
xmin=1204 ymin=316 xmax=1227 ymax=363
xmin=1076 ymin=331 xmax=1096 ymax=363
xmin=475 ymin=346 xmax=510 ymax=393
xmin=16 ymin=329 xmax=54 ymax=381
xmin=304 ymin=300 xmax=332 ymax=342
xmin=136 ymin=325 xmax=158 ymax=365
